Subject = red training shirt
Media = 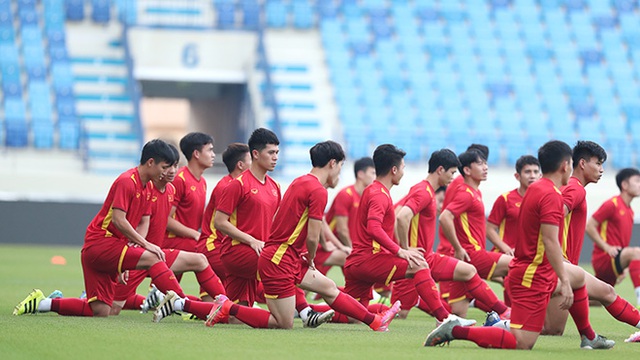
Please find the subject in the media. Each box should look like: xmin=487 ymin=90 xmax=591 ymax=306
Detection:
xmin=165 ymin=166 xmax=207 ymax=242
xmin=591 ymin=195 xmax=634 ymax=264
xmin=487 ymin=188 xmax=523 ymax=249
xmin=325 ymin=184 xmax=361 ymax=242
xmin=436 ymin=175 xmax=464 ymax=255
xmin=560 ymin=176 xmax=587 ymax=264
xmin=146 ymin=182 xmax=175 ymax=248
xmin=199 ymin=174 xmax=234 ymax=253
xmin=396 ymin=180 xmax=437 ymax=253
xmin=351 ymin=180 xmax=400 ymax=257
xmin=444 ymin=183 xmax=486 ymax=252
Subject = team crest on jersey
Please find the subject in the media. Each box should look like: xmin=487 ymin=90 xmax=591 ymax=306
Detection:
xmin=152 ymin=196 xmax=158 ymax=202
xmin=251 ymin=188 xmax=258 ymax=194
xmin=272 ymin=189 xmax=278 ymax=196
xmin=620 ymin=210 xmax=626 ymax=215
xmin=136 ymin=192 xmax=141 ymax=198
xmin=516 ymin=202 xmax=521 ymax=208
xmin=169 ymin=195 xmax=174 ymax=202
xmin=191 ymin=185 xmax=197 ymax=191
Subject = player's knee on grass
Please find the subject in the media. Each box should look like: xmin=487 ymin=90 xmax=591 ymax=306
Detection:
xmin=397 ymin=309 xmax=409 ymax=319
xmin=89 ymin=301 xmax=111 ymax=317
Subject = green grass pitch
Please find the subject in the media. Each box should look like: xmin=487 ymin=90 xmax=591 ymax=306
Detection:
xmin=1 ymin=244 xmax=640 ymax=359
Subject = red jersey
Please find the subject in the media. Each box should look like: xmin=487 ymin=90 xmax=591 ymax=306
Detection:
xmin=325 ymin=185 xmax=361 ymax=242
xmin=444 ymin=183 xmax=486 ymax=252
xmin=199 ymin=174 xmax=233 ymax=252
xmin=560 ymin=177 xmax=587 ymax=264
xmin=591 ymin=195 xmax=634 ymax=262
xmin=216 ymin=169 xmax=281 ymax=244
xmin=436 ymin=175 xmax=464 ymax=255
xmin=265 ymin=174 xmax=327 ymax=264
xmin=396 ymin=180 xmax=437 ymax=253
xmin=85 ymin=167 xmax=151 ymax=243
xmin=351 ymin=180 xmax=400 ymax=257
xmin=146 ymin=182 xmax=175 ymax=248
xmin=487 ymin=188 xmax=523 ymax=249
xmin=510 ymin=178 xmax=565 ymax=289
xmin=165 ymin=166 xmax=207 ymax=242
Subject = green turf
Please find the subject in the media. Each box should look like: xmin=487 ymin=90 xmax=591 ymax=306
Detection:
xmin=1 ymin=244 xmax=640 ymax=359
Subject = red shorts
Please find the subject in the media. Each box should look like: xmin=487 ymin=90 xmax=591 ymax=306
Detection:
xmin=201 ymin=248 xmax=226 ymax=283
xmin=81 ymin=240 xmax=145 ymax=306
xmin=448 ymin=250 xmax=502 ymax=303
xmin=113 ymin=249 xmax=180 ymax=301
xmin=391 ymin=278 xmax=417 ymax=310
xmin=314 ymin=247 xmax=333 ymax=276
xmin=439 ymin=281 xmax=453 ymax=300
xmin=258 ymin=247 xmax=309 ymax=299
xmin=507 ymin=276 xmax=554 ymax=332
xmin=426 ymin=252 xmax=459 ymax=281
xmin=220 ymin=240 xmax=259 ymax=304
xmin=592 ymin=254 xmax=621 ymax=287
xmin=163 ymin=237 xmax=197 ymax=252
xmin=344 ymin=253 xmax=409 ymax=305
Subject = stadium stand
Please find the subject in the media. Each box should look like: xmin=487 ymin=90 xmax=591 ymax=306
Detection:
xmin=2 ymin=0 xmax=640 ymax=171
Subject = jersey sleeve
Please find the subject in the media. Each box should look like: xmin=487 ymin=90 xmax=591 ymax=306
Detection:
xmin=331 ymin=189 xmax=352 ymax=217
xmin=172 ymin=175 xmax=185 ymax=207
xmin=216 ymin=179 xmax=243 ymax=216
xmin=487 ymin=194 xmax=507 ymax=225
xmin=111 ymin=177 xmax=136 ymax=213
xmin=562 ymin=184 xmax=586 ymax=211
xmin=444 ymin=188 xmax=472 ymax=217
xmin=539 ymin=192 xmax=564 ymax=226
xmin=591 ymin=199 xmax=616 ymax=224
xmin=402 ymin=188 xmax=431 ymax=215
xmin=308 ymin=186 xmax=328 ymax=221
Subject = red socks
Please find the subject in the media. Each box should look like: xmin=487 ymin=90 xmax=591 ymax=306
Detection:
xmin=465 ymin=274 xmax=508 ymax=314
xmin=229 ymin=303 xmax=271 ymax=328
xmin=295 ymin=287 xmax=309 ymax=313
xmin=604 ymin=295 xmax=640 ymax=327
xmin=148 ymin=262 xmax=185 ymax=298
xmin=122 ymin=294 xmax=145 ymax=310
xmin=452 ymin=326 xmax=517 ymax=349
xmin=51 ymin=298 xmax=94 ymax=316
xmin=184 ymin=299 xmax=214 ymax=320
xmin=414 ymin=268 xmax=450 ymax=321
xmin=629 ymin=260 xmax=640 ymax=288
xmin=568 ymin=285 xmax=596 ymax=340
xmin=328 ymin=292 xmax=375 ymax=325
xmin=196 ymin=267 xmax=225 ymax=298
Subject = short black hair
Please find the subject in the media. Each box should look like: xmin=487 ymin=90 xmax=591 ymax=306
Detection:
xmin=179 ymin=132 xmax=214 ymax=161
xmin=222 ymin=143 xmax=250 ymax=173
xmin=435 ymin=185 xmax=447 ymax=194
xmin=310 ymin=140 xmax=346 ymax=168
xmin=354 ymin=157 xmax=374 ymax=178
xmin=373 ymin=144 xmax=406 ymax=176
xmin=467 ymin=144 xmax=489 ymax=160
xmin=140 ymin=139 xmax=179 ymax=165
xmin=248 ymin=128 xmax=279 ymax=153
xmin=458 ymin=149 xmax=485 ymax=177
xmin=616 ymin=168 xmax=640 ymax=191
xmin=168 ymin=143 xmax=180 ymax=166
xmin=428 ymin=148 xmax=460 ymax=174
xmin=572 ymin=140 xmax=607 ymax=169
xmin=538 ymin=140 xmax=573 ymax=174
xmin=515 ymin=155 xmax=541 ymax=174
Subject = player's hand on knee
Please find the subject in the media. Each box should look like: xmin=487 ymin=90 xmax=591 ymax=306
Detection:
xmin=250 ymin=239 xmax=265 ymax=255
xmin=118 ymin=270 xmax=129 ymax=285
xmin=557 ymin=279 xmax=574 ymax=310
xmin=397 ymin=248 xmax=425 ymax=268
xmin=454 ymin=248 xmax=470 ymax=262
xmin=146 ymin=243 xmax=166 ymax=262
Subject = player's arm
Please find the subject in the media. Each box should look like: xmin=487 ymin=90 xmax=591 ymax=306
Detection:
xmin=306 ymin=218 xmax=323 ymax=268
xmin=214 ymin=210 xmax=263 ymax=255
xmin=367 ymin=215 xmax=424 ymax=267
xmin=112 ymin=209 xmax=165 ymax=261
xmin=333 ymin=216 xmax=352 ymax=247
xmin=136 ymin=215 xmax=150 ymax=239
xmin=586 ymin=217 xmax=620 ymax=257
xmin=322 ymin=218 xmax=350 ymax=254
xmin=395 ymin=206 xmax=414 ymax=250
xmin=541 ymin=222 xmax=573 ymax=310
xmin=439 ymin=209 xmax=470 ymax=261
xmin=166 ymin=206 xmax=200 ymax=240
xmin=486 ymin=221 xmax=513 ymax=256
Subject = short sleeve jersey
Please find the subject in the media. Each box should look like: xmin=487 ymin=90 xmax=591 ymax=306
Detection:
xmin=166 ymin=166 xmax=207 ymax=241
xmin=436 ymin=176 xmax=464 ymax=255
xmin=560 ymin=177 xmax=587 ymax=264
xmin=444 ymin=183 xmax=486 ymax=252
xmin=146 ymin=182 xmax=175 ymax=248
xmin=216 ymin=169 xmax=281 ymax=244
xmin=510 ymin=178 xmax=565 ymax=289
xmin=266 ymin=174 xmax=327 ymax=264
xmin=325 ymin=185 xmax=360 ymax=241
xmin=352 ymin=180 xmax=399 ymax=257
xmin=396 ymin=180 xmax=437 ymax=253
xmin=487 ymin=189 xmax=523 ymax=249
xmin=85 ymin=168 xmax=151 ymax=243
xmin=199 ymin=174 xmax=233 ymax=252
xmin=591 ymin=195 xmax=634 ymax=261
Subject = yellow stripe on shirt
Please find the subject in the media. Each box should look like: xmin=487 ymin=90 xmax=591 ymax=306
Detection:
xmin=499 ymin=219 xmax=506 ymax=240
xmin=409 ymin=213 xmax=420 ymax=248
xmin=600 ymin=220 xmax=608 ymax=244
xmin=101 ymin=206 xmax=114 ymax=237
xmin=461 ymin=212 xmax=481 ymax=250
xmin=522 ymin=231 xmax=545 ymax=288
xmin=562 ymin=212 xmax=573 ymax=260
xmin=271 ymin=208 xmax=309 ymax=265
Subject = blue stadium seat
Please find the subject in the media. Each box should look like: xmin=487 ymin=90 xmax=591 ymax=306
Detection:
xmin=58 ymin=117 xmax=80 ymax=149
xmin=5 ymin=120 xmax=29 ymax=147
xmin=292 ymin=0 xmax=314 ymax=29
xmin=32 ymin=120 xmax=54 ymax=149
xmin=241 ymin=2 xmax=260 ymax=29
xmin=65 ymin=0 xmax=85 ymax=21
xmin=91 ymin=0 xmax=111 ymax=23
xmin=1 ymin=65 xmax=21 ymax=96
xmin=266 ymin=1 xmax=287 ymax=28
